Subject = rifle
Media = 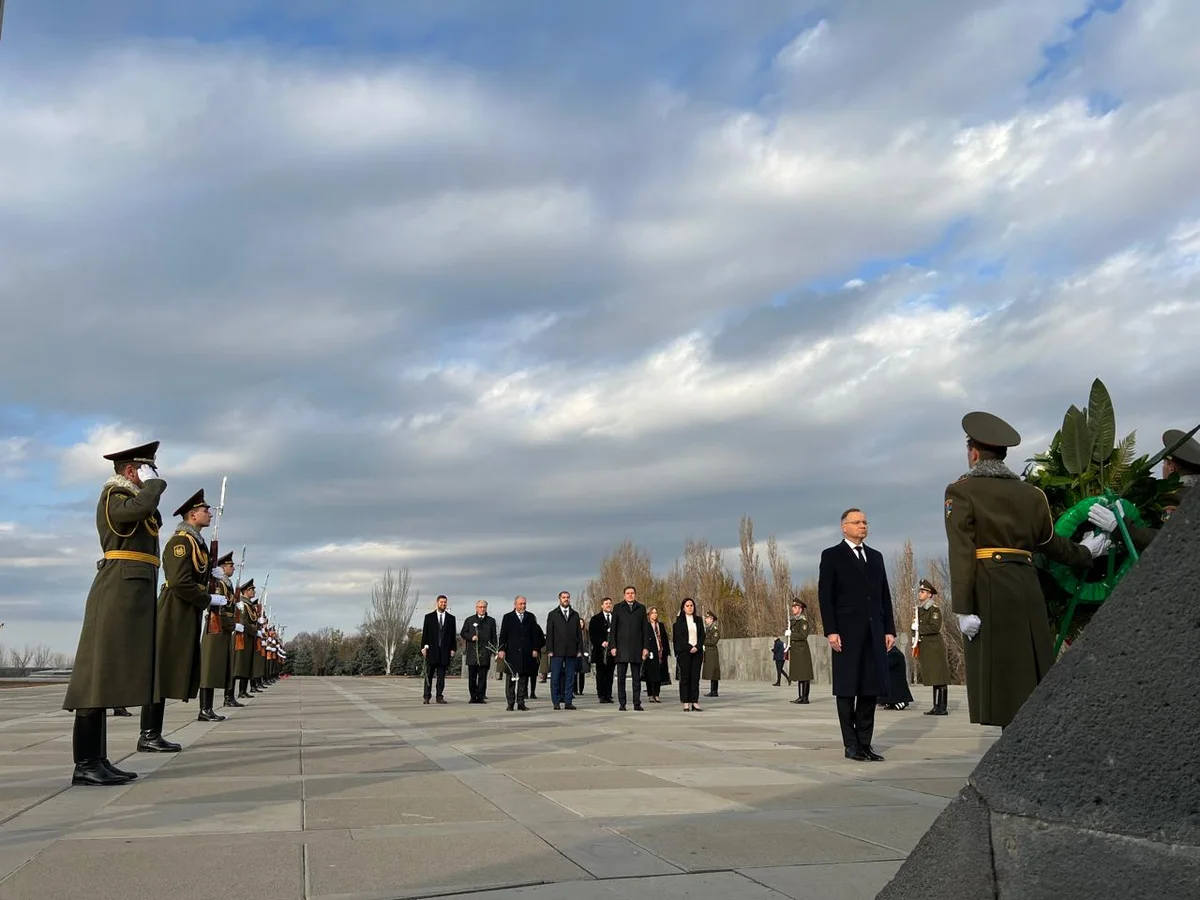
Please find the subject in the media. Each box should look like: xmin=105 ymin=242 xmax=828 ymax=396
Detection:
xmin=206 ymin=477 xmax=227 ymax=593
xmin=911 ymin=593 xmax=921 ymax=659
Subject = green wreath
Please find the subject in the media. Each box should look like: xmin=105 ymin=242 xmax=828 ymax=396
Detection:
xmin=1048 ymin=495 xmax=1144 ymax=604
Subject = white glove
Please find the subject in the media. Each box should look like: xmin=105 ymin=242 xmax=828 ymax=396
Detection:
xmin=1079 ymin=530 xmax=1112 ymax=559
xmin=258 ymin=617 xmax=266 ymax=625
xmin=136 ymin=464 xmax=159 ymax=483
xmin=209 ymin=595 xmax=228 ymax=607
xmin=1086 ymin=504 xmax=1118 ymax=533
xmin=235 ymin=623 xmax=245 ymax=633
xmin=235 ymin=601 xmax=244 ymax=611
xmin=784 ymin=629 xmax=791 ymax=638
xmin=957 ymin=614 xmax=981 ymax=641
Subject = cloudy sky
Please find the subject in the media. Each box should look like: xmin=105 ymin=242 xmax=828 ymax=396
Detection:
xmin=2 ymin=0 xmax=1197 ymax=654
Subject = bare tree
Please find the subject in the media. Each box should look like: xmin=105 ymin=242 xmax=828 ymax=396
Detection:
xmin=739 ymin=516 xmax=770 ymax=637
xmin=889 ymin=540 xmax=919 ymax=680
xmin=584 ymin=540 xmax=666 ymax=613
xmin=361 ymin=566 xmax=419 ymax=675
xmin=766 ymin=534 xmax=794 ymax=636
xmin=31 ymin=644 xmax=54 ymax=668
xmin=8 ymin=644 xmax=34 ymax=669
xmin=50 ymin=652 xmax=73 ymax=668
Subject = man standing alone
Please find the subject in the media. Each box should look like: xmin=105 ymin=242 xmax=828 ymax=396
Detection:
xmin=819 ymin=508 xmax=896 ymax=762
xmin=545 ymin=591 xmax=582 ymax=710
xmin=460 ymin=600 xmax=497 ymax=704
xmin=421 ymin=595 xmax=456 ymax=704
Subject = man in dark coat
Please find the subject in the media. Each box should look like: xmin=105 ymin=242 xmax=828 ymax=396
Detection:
xmin=146 ymin=488 xmax=221 ymax=752
xmin=611 ymin=585 xmax=652 ymax=711
xmin=946 ymin=412 xmax=1106 ymax=728
xmin=63 ymin=440 xmax=165 ymax=785
xmin=819 ymin=508 xmax=897 ymax=762
xmin=545 ymin=590 xmax=582 ymax=710
xmin=588 ymin=597 xmax=617 ymax=703
xmin=420 ymin=594 xmax=457 ymax=704
xmin=497 ymin=596 xmax=542 ymax=711
xmin=460 ymin=599 xmax=497 ymax=703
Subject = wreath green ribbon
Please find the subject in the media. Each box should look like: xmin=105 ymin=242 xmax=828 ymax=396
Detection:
xmin=1048 ymin=496 xmax=1144 ymax=604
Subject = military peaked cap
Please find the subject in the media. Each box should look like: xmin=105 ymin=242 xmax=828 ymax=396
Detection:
xmin=918 ymin=578 xmax=938 ymax=595
xmin=216 ymin=551 xmax=234 ymax=566
xmin=102 ymin=440 xmax=160 ymax=465
xmin=172 ymin=488 xmax=209 ymax=518
xmin=238 ymin=579 xmax=255 ymax=592
xmin=962 ymin=411 xmax=1021 ymax=448
xmin=1163 ymin=429 xmax=1200 ymax=468
xmin=790 ymin=597 xmax=807 ymax=609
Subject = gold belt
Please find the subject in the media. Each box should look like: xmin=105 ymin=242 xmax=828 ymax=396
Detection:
xmin=103 ymin=550 xmax=161 ymax=567
xmin=975 ymin=547 xmax=1032 ymax=561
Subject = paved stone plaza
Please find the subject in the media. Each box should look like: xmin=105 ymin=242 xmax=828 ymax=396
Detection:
xmin=0 ymin=678 xmax=997 ymax=900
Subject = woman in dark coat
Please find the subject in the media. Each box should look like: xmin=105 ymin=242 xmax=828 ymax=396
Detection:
xmin=878 ymin=645 xmax=914 ymax=710
xmin=644 ymin=607 xmax=671 ymax=702
xmin=672 ymin=598 xmax=705 ymax=711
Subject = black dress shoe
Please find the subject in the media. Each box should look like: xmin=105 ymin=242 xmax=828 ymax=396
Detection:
xmin=619 ymin=705 xmax=627 ymax=711
xmin=111 ymin=708 xmax=133 ymax=717
xmin=564 ymin=704 xmax=577 ymax=710
xmin=553 ymin=703 xmax=561 ymax=710
xmin=517 ymin=703 xmax=529 ymax=711
xmin=436 ymin=697 xmax=447 ymax=705
xmin=72 ymin=760 xmax=131 ymax=786
xmin=100 ymin=758 xmax=138 ymax=780
xmin=423 ymin=698 xmax=431 ymax=704
xmin=844 ymin=746 xmax=869 ymax=761
xmin=506 ymin=704 xmax=515 ymax=711
xmin=633 ymin=704 xmax=644 ymax=711
xmin=861 ymin=747 xmax=885 ymax=761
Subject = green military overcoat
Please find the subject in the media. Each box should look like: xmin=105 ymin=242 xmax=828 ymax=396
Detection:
xmin=232 ymin=601 xmax=258 ymax=679
xmin=63 ymin=477 xmax=166 ymax=711
xmin=200 ymin=576 xmax=237 ymax=690
xmin=154 ymin=525 xmax=211 ymax=702
xmin=916 ymin=604 xmax=951 ymax=686
xmin=787 ymin=617 xmax=814 ymax=682
xmin=701 ymin=623 xmax=721 ymax=680
xmin=944 ymin=465 xmax=1091 ymax=727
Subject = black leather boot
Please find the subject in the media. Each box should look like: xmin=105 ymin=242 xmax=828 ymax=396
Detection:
xmin=137 ymin=702 xmax=181 ymax=752
xmin=73 ymin=711 xmax=130 ymax=786
xmin=801 ymin=681 xmax=810 ymax=704
xmin=223 ymin=690 xmax=243 ymax=708
xmin=197 ymin=688 xmax=226 ymax=722
xmin=934 ymin=686 xmax=949 ymax=715
xmin=98 ymin=712 xmax=138 ymax=780
xmin=237 ymin=678 xmax=253 ymax=698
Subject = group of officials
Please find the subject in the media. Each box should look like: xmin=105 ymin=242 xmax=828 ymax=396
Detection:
xmin=418 ymin=587 xmax=726 ymax=713
xmin=62 ymin=441 xmax=284 ymax=787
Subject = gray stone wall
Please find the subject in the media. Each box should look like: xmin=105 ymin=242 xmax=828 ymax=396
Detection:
xmin=715 ymin=636 xmax=833 ymax=683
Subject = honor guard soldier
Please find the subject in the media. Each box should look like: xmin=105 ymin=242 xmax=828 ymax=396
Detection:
xmin=232 ymin=579 xmax=257 ymax=698
xmin=201 ymin=551 xmax=239 ymax=715
xmin=787 ymin=599 xmax=814 ymax=704
xmin=63 ymin=441 xmax=165 ymax=785
xmin=252 ymin=609 xmax=268 ymax=691
xmin=915 ymin=579 xmax=950 ymax=716
xmin=945 ymin=412 xmax=1111 ymax=729
xmin=143 ymin=489 xmax=225 ymax=751
xmin=1087 ymin=428 xmax=1200 ymax=550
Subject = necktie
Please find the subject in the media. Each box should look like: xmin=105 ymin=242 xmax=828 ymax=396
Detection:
xmin=855 ymin=546 xmax=866 ymax=566
xmin=563 ymin=607 xmax=569 ymax=619
xmin=606 ymin=614 xmax=610 ymax=624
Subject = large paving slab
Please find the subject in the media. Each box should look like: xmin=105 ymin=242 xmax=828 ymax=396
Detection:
xmin=0 ymin=676 xmax=996 ymax=899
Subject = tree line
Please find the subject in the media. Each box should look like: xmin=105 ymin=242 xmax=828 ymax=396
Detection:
xmin=0 ymin=643 xmax=74 ymax=670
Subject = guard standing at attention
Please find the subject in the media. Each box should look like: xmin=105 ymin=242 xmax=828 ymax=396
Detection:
xmin=944 ymin=412 xmax=1110 ymax=728
xmin=915 ymin=579 xmax=950 ymax=716
xmin=63 ymin=441 xmax=165 ymax=785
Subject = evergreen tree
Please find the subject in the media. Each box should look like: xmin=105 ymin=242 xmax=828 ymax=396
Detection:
xmin=354 ymin=640 xmax=386 ymax=676
xmin=292 ymin=644 xmax=314 ymax=676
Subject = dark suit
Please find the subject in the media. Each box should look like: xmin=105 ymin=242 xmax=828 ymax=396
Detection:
xmin=589 ymin=611 xmax=617 ymax=702
xmin=545 ymin=605 xmax=582 ymax=706
xmin=498 ymin=610 xmax=542 ymax=709
xmin=460 ymin=614 xmax=497 ymax=702
xmin=672 ymin=614 xmax=705 ymax=704
xmin=421 ymin=610 xmax=457 ymax=700
xmin=818 ymin=540 xmax=896 ymax=756
xmin=612 ymin=600 xmax=652 ymax=708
